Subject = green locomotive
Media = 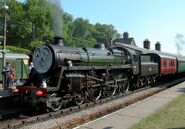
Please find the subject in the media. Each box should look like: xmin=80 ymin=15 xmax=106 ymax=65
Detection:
xmin=18 ymin=37 xmax=157 ymax=111
xmin=14 ymin=36 xmax=185 ymax=111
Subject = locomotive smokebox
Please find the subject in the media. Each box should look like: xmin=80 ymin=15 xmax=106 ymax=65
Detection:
xmin=53 ymin=36 xmax=64 ymax=46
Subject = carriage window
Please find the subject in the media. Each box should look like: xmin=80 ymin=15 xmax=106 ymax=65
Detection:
xmin=133 ymin=54 xmax=138 ymax=62
xmin=171 ymin=61 xmax=174 ymax=66
xmin=169 ymin=61 xmax=172 ymax=66
xmin=141 ymin=55 xmax=151 ymax=62
xmin=164 ymin=61 xmax=167 ymax=67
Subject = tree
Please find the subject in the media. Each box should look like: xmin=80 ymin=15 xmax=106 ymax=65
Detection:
xmin=0 ymin=0 xmax=54 ymax=48
xmin=62 ymin=12 xmax=73 ymax=46
xmin=0 ymin=0 xmax=121 ymax=50
xmin=28 ymin=40 xmax=45 ymax=51
xmin=0 ymin=0 xmax=27 ymax=47
xmin=24 ymin=0 xmax=54 ymax=42
xmin=94 ymin=23 xmax=120 ymax=43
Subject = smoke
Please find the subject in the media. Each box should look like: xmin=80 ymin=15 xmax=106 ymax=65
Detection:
xmin=49 ymin=0 xmax=63 ymax=37
xmin=175 ymin=34 xmax=185 ymax=55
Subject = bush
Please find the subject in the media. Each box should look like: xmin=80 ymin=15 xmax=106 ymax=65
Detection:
xmin=0 ymin=45 xmax=31 ymax=54
xmin=28 ymin=40 xmax=46 ymax=51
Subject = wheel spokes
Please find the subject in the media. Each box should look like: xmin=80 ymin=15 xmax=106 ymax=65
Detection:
xmin=104 ymin=85 xmax=117 ymax=97
xmin=117 ymin=74 xmax=129 ymax=93
xmin=87 ymin=88 xmax=102 ymax=101
xmin=73 ymin=92 xmax=84 ymax=105
xmin=50 ymin=100 xmax=62 ymax=112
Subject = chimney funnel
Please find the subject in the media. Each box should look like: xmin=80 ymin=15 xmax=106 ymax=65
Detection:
xmin=155 ymin=41 xmax=161 ymax=51
xmin=143 ymin=39 xmax=150 ymax=49
xmin=123 ymin=32 xmax=129 ymax=39
xmin=53 ymin=36 xmax=64 ymax=46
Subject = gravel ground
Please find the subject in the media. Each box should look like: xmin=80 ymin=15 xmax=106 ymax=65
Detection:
xmin=20 ymin=89 xmax=153 ymax=129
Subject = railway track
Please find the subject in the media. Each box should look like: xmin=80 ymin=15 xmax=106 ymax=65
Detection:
xmin=0 ymin=77 xmax=185 ymax=129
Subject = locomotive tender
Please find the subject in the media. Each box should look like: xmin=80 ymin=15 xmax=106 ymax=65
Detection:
xmin=14 ymin=36 xmax=185 ymax=111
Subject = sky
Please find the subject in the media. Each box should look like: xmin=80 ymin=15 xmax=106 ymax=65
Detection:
xmin=17 ymin=0 xmax=185 ymax=55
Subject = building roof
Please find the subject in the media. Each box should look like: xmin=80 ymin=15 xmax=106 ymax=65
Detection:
xmin=113 ymin=38 xmax=136 ymax=46
xmin=114 ymin=42 xmax=185 ymax=59
xmin=112 ymin=32 xmax=136 ymax=46
xmin=0 ymin=53 xmax=29 ymax=59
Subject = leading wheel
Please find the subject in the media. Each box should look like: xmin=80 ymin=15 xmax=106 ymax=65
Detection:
xmin=50 ymin=100 xmax=62 ymax=112
xmin=49 ymin=93 xmax=62 ymax=112
xmin=73 ymin=92 xmax=85 ymax=105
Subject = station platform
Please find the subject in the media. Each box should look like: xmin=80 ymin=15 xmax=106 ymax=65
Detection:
xmin=0 ymin=89 xmax=16 ymax=98
xmin=75 ymin=81 xmax=185 ymax=129
xmin=0 ymin=80 xmax=24 ymax=98
xmin=0 ymin=84 xmax=17 ymax=98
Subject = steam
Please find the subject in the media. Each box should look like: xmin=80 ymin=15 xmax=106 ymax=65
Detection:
xmin=175 ymin=34 xmax=185 ymax=55
xmin=49 ymin=0 xmax=63 ymax=37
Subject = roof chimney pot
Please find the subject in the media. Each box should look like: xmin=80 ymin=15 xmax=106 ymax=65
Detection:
xmin=143 ymin=39 xmax=150 ymax=49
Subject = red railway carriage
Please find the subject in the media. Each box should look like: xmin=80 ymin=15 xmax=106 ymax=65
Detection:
xmin=159 ymin=55 xmax=176 ymax=75
xmin=148 ymin=53 xmax=177 ymax=75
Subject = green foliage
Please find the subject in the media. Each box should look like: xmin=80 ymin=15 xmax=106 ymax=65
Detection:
xmin=0 ymin=0 xmax=121 ymax=50
xmin=66 ymin=37 xmax=96 ymax=47
xmin=94 ymin=23 xmax=121 ymax=43
xmin=28 ymin=40 xmax=45 ymax=51
xmin=0 ymin=45 xmax=31 ymax=54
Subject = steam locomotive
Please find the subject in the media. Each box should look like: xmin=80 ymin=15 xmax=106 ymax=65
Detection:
xmin=13 ymin=36 xmax=185 ymax=111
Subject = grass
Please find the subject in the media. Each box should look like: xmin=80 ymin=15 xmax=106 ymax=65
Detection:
xmin=129 ymin=93 xmax=185 ymax=129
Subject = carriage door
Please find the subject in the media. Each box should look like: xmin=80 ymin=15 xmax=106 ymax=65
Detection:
xmin=16 ymin=59 xmax=22 ymax=79
xmin=132 ymin=53 xmax=140 ymax=75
